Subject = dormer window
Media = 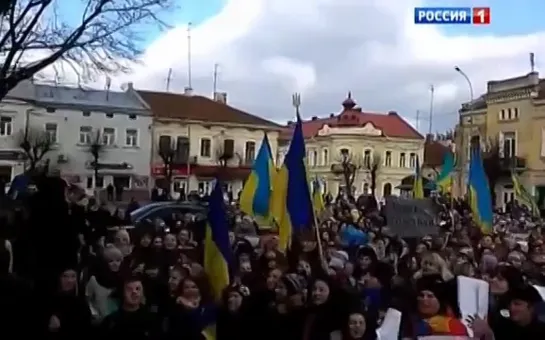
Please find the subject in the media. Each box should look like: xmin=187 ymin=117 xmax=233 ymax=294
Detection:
xmin=105 ymin=113 xmax=114 ymax=118
xmin=46 ymin=107 xmax=56 ymax=113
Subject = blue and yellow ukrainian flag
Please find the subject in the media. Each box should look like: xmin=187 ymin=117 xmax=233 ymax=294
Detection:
xmin=271 ymin=113 xmax=314 ymax=252
xmin=204 ymin=180 xmax=233 ymax=300
xmin=239 ymin=133 xmax=275 ymax=220
xmin=413 ymin=155 xmax=424 ymax=199
xmin=312 ymin=177 xmax=326 ymax=215
xmin=202 ymin=180 xmax=233 ymax=340
xmin=512 ymin=170 xmax=540 ymax=218
xmin=468 ymin=146 xmax=493 ymax=234
xmin=436 ymin=151 xmax=455 ymax=193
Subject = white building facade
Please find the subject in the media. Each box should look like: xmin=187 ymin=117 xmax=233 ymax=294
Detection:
xmin=0 ymin=81 xmax=153 ymax=199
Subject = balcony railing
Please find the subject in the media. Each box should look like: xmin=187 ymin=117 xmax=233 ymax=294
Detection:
xmin=499 ymin=156 xmax=526 ymax=170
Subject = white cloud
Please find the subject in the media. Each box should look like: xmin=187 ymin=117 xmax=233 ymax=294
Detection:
xmin=120 ymin=0 xmax=545 ymax=132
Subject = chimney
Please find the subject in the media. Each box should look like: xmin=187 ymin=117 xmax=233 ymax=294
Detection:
xmin=329 ymin=113 xmax=335 ymax=118
xmin=213 ymin=91 xmax=227 ymax=104
xmin=388 ymin=111 xmax=397 ymax=116
xmin=425 ymin=133 xmax=433 ymax=142
xmin=287 ymin=120 xmax=293 ymax=125
xmin=184 ymin=86 xmax=193 ymax=96
xmin=353 ymin=106 xmax=362 ymax=112
xmin=311 ymin=116 xmax=318 ymax=121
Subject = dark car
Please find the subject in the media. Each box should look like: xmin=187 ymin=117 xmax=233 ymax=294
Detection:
xmin=130 ymin=201 xmax=207 ymax=225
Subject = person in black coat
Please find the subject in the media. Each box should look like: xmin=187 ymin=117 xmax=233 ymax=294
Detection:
xmin=99 ymin=276 xmax=160 ymax=340
xmin=44 ymin=264 xmax=91 ymax=340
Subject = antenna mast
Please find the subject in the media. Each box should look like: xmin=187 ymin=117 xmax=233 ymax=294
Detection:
xmin=166 ymin=68 xmax=173 ymax=92
xmin=416 ymin=110 xmax=420 ymax=132
xmin=187 ymin=22 xmax=193 ymax=90
xmin=213 ymin=63 xmax=219 ymax=94
xmin=428 ymin=85 xmax=434 ymax=135
xmin=292 ymin=93 xmax=301 ymax=116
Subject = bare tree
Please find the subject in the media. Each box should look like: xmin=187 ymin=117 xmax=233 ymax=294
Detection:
xmin=0 ymin=0 xmax=173 ymax=100
xmin=88 ymin=130 xmax=105 ymax=192
xmin=18 ymin=127 xmax=53 ymax=172
xmin=214 ymin=144 xmax=241 ymax=180
xmin=331 ymin=149 xmax=361 ymax=200
xmin=158 ymin=137 xmax=174 ymax=195
xmin=368 ymin=152 xmax=381 ymax=197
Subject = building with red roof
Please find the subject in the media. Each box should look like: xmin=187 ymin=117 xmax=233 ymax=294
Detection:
xmin=279 ymin=93 xmax=425 ymax=198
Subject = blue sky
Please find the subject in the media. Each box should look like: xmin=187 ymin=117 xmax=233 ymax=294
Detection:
xmin=58 ymin=0 xmax=225 ymax=46
xmin=425 ymin=0 xmax=545 ymax=36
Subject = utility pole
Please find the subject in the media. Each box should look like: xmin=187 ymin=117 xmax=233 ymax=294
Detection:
xmin=187 ymin=22 xmax=193 ymax=91
xmin=213 ymin=63 xmax=219 ymax=95
xmin=166 ymin=68 xmax=173 ymax=92
xmin=428 ymin=85 xmax=434 ymax=135
xmin=416 ymin=110 xmax=420 ymax=132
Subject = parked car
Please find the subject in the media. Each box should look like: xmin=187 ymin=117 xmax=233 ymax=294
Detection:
xmin=130 ymin=201 xmax=207 ymax=225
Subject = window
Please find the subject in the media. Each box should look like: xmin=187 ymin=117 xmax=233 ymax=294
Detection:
xmin=312 ymin=150 xmax=318 ymax=167
xmin=129 ymin=114 xmax=137 ymax=120
xmin=322 ymin=149 xmax=329 ymax=166
xmin=399 ymin=152 xmax=406 ymax=167
xmin=198 ymin=181 xmax=211 ymax=194
xmin=0 ymin=116 xmax=12 ymax=136
xmin=499 ymin=108 xmax=519 ymax=121
xmin=385 ymin=151 xmax=392 ymax=167
xmin=82 ymin=111 xmax=90 ymax=117
xmin=159 ymin=135 xmax=173 ymax=155
xmin=223 ymin=139 xmax=235 ymax=158
xmin=409 ymin=153 xmax=416 ymax=168
xmin=125 ymin=129 xmax=138 ymax=147
xmin=95 ymin=175 xmax=104 ymax=188
xmin=383 ymin=183 xmax=392 ymax=196
xmin=102 ymin=127 xmax=115 ymax=146
xmin=79 ymin=126 xmax=92 ymax=144
xmin=363 ymin=183 xmax=369 ymax=194
xmin=340 ymin=148 xmax=349 ymax=160
xmin=200 ymin=138 xmax=211 ymax=157
xmin=45 ymin=123 xmax=58 ymax=143
xmin=363 ymin=150 xmax=371 ymax=168
xmin=245 ymin=141 xmax=256 ymax=164
xmin=46 ymin=107 xmax=55 ymax=113
xmin=105 ymin=113 xmax=114 ymax=118
xmin=175 ymin=136 xmax=190 ymax=163
xmin=503 ymin=132 xmax=516 ymax=158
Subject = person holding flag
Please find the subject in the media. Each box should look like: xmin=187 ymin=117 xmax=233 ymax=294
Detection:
xmin=435 ymin=150 xmax=455 ymax=193
xmin=312 ymin=176 xmax=326 ymax=216
xmin=270 ymin=113 xmax=314 ymax=252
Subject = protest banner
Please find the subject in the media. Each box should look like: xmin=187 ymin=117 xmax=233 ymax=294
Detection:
xmin=385 ymin=197 xmax=438 ymax=238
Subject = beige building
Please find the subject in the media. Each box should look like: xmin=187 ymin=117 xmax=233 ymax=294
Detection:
xmin=279 ymin=94 xmax=425 ymax=198
xmin=456 ymin=71 xmax=545 ymax=209
xmin=138 ymin=89 xmax=282 ymax=198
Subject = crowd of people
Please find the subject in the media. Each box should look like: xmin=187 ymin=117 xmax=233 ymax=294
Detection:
xmin=1 ymin=174 xmax=545 ymax=339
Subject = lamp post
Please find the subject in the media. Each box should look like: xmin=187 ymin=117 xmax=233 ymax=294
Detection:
xmin=454 ymin=66 xmax=474 ymax=197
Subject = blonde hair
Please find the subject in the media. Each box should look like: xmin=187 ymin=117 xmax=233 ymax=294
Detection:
xmin=415 ymin=252 xmax=454 ymax=281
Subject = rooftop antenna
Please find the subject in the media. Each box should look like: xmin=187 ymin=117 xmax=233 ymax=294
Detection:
xmin=213 ymin=63 xmax=219 ymax=95
xmin=187 ymin=22 xmax=193 ymax=91
xmin=416 ymin=110 xmax=420 ymax=132
xmin=166 ymin=68 xmax=173 ymax=92
xmin=428 ymin=85 xmax=434 ymax=135
xmin=105 ymin=76 xmax=112 ymax=100
xmin=530 ymin=52 xmax=536 ymax=72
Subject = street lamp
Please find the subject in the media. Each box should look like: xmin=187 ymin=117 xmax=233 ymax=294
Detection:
xmin=454 ymin=66 xmax=474 ymax=197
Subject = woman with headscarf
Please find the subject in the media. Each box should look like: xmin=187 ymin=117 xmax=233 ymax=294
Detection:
xmin=401 ymin=274 xmax=467 ymax=338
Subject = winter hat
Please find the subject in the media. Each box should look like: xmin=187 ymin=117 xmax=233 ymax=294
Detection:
xmin=416 ymin=274 xmax=446 ymax=300
xmin=506 ymin=284 xmax=543 ymax=305
xmin=281 ymin=273 xmax=306 ymax=296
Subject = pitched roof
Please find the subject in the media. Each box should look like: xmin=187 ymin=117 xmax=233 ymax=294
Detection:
xmin=138 ymin=90 xmax=282 ymax=128
xmin=281 ymin=94 xmax=423 ymax=140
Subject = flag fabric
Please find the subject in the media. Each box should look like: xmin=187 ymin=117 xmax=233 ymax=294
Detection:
xmin=204 ymin=180 xmax=233 ymax=301
xmin=312 ymin=177 xmax=326 ymax=215
xmin=270 ymin=113 xmax=314 ymax=252
xmin=512 ymin=171 xmax=540 ymax=217
xmin=436 ymin=151 xmax=455 ymax=193
xmin=413 ymin=155 xmax=424 ymax=199
xmin=239 ymin=133 xmax=275 ymax=220
xmin=468 ymin=146 xmax=493 ymax=234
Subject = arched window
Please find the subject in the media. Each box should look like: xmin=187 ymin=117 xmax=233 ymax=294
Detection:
xmin=383 ymin=183 xmax=392 ymax=196
xmin=363 ymin=183 xmax=369 ymax=194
